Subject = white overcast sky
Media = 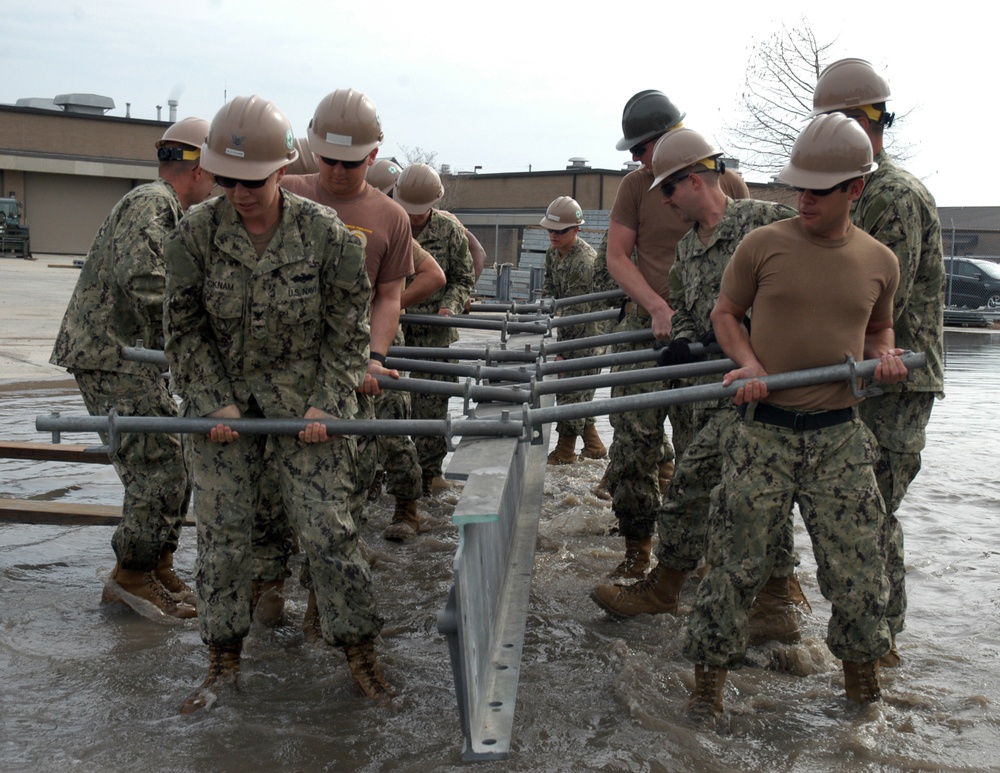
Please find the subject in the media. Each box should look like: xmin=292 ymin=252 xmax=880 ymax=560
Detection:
xmin=2 ymin=1 xmax=986 ymax=208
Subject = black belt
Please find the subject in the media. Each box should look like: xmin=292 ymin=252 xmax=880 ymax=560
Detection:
xmin=739 ymin=402 xmax=855 ymax=432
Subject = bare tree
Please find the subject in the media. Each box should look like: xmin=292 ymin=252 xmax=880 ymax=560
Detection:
xmin=724 ymin=19 xmax=835 ymax=178
xmin=399 ymin=145 xmax=439 ymax=170
xmin=725 ymin=19 xmax=913 ymax=179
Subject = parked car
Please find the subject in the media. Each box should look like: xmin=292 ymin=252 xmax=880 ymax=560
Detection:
xmin=944 ymin=257 xmax=1000 ymax=309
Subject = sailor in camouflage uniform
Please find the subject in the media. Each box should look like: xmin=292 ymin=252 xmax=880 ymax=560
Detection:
xmin=394 ymin=163 xmax=476 ymax=494
xmin=591 ymin=129 xmax=799 ymax=629
xmin=539 ymin=197 xmax=606 ymax=464
xmin=50 ymin=117 xmax=216 ymax=620
xmin=811 ymin=58 xmax=945 ymax=666
xmin=164 ymin=96 xmax=392 ymax=713
xmin=683 ymin=114 xmax=909 ymax=722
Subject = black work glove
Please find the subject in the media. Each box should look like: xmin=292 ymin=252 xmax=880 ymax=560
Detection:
xmin=657 ymin=338 xmax=694 ymax=366
xmin=699 ymin=328 xmax=717 ymax=347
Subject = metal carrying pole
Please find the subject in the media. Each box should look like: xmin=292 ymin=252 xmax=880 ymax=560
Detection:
xmin=37 ymin=353 xmax=926 ymax=452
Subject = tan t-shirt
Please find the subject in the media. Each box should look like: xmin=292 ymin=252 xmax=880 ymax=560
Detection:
xmin=720 ymin=218 xmax=899 ymax=410
xmin=281 ymin=175 xmax=413 ymax=287
xmin=611 ymin=167 xmax=749 ymax=302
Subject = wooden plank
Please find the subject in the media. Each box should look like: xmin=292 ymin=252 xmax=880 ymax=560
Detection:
xmin=0 ymin=498 xmax=123 ymax=525
xmin=0 ymin=441 xmax=111 ymax=464
xmin=0 ymin=498 xmax=197 ymax=527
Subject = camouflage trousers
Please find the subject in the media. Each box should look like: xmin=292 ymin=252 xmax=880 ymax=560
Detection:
xmin=605 ymin=313 xmax=683 ymax=539
xmin=376 ymin=387 xmax=422 ymax=500
xmin=191 ymin=430 xmax=381 ymax=648
xmin=859 ymin=391 xmax=935 ymax=637
xmin=410 ymin=370 xmax=455 ymax=481
xmin=657 ymin=404 xmax=799 ymax=577
xmin=684 ymin=405 xmax=891 ymax=668
xmin=553 ymin=364 xmax=599 ymax=437
xmin=251 ymin=394 xmax=379 ymax=586
xmin=73 ymin=368 xmax=190 ymax=570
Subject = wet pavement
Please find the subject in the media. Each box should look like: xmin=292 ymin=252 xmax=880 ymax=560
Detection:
xmin=2 ymin=255 xmax=999 ymax=771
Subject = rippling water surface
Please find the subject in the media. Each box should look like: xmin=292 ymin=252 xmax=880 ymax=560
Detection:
xmin=1 ymin=330 xmax=998 ymax=773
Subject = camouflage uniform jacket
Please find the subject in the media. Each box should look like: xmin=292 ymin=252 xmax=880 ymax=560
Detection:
xmin=669 ymin=198 xmax=796 ymax=342
xmin=543 ymin=237 xmax=599 ymax=355
xmin=404 ymin=209 xmax=475 ymax=346
xmin=51 ymin=179 xmax=184 ymax=373
xmin=163 ymin=190 xmax=371 ymax=421
xmin=851 ymin=150 xmax=945 ymax=394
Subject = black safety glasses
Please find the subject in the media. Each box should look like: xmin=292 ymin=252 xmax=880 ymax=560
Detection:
xmin=792 ymin=181 xmax=852 ymax=197
xmin=214 ymin=175 xmax=269 ymax=189
xmin=319 ymin=156 xmax=366 ymax=169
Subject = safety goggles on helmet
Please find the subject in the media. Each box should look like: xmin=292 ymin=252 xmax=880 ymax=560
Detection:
xmin=157 ymin=146 xmax=201 ymax=162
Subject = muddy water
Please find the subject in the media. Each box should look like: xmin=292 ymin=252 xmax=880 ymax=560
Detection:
xmin=1 ymin=330 xmax=999 ymax=773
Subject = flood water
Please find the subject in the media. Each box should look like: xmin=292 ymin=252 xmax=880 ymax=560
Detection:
xmin=1 ymin=329 xmax=999 ymax=773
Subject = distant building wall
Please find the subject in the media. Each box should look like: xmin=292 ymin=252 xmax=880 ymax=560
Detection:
xmin=0 ymin=105 xmax=165 ymax=254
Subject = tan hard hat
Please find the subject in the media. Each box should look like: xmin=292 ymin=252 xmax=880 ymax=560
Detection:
xmin=156 ymin=116 xmax=209 ymax=162
xmin=201 ymin=95 xmax=298 ymax=179
xmin=616 ymin=90 xmax=685 ymax=152
xmin=810 ymin=58 xmax=891 ymax=118
xmin=307 ymin=88 xmax=384 ymax=162
xmin=539 ymin=196 xmax=584 ymax=230
xmin=394 ymin=163 xmax=444 ymax=215
xmin=286 ymin=137 xmax=319 ymax=175
xmin=778 ymin=113 xmax=877 ymax=189
xmin=157 ymin=116 xmax=209 ymax=149
xmin=648 ymin=128 xmax=722 ymax=190
xmin=368 ymin=158 xmax=403 ymax=194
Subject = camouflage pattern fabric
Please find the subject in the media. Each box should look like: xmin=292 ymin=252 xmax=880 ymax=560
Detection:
xmin=543 ymin=237 xmax=601 ymax=436
xmin=852 ymin=150 xmax=945 ymax=397
xmin=658 ymin=199 xmax=797 ymax=570
xmin=605 ymin=310 xmax=673 ymax=539
xmin=51 ymin=179 xmax=185 ymax=372
xmin=852 ymin=150 xmax=945 ymax=637
xmin=73 ymin=368 xmax=190 ymax=569
xmin=164 ymin=191 xmax=370 ymax=422
xmin=859 ymin=391 xmax=935 ymax=636
xmin=164 ymin=190 xmax=377 ymax=647
xmin=50 ymin=179 xmax=191 ymax=571
xmin=376 ymin=387 xmax=422 ymax=500
xmin=251 ymin=439 xmax=294 ymax=584
xmin=190 ymin=431 xmax=380 ymax=647
xmin=684 ymin=408 xmax=891 ymax=668
xmin=375 ymin=328 xmax=422 ymax=500
xmin=402 ymin=210 xmax=475 ymax=480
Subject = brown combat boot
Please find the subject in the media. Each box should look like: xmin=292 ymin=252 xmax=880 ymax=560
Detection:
xmin=590 ymin=562 xmax=687 ymax=618
xmin=786 ymin=573 xmax=812 ymax=610
xmin=384 ymin=497 xmax=419 ymax=542
xmin=344 ymin=640 xmax=396 ymax=701
xmin=748 ymin=575 xmax=802 ymax=646
xmin=547 ymin=432 xmax=579 ymax=465
xmin=843 ymin=659 xmax=881 ymax=704
xmin=658 ymin=459 xmax=675 ymax=493
xmin=606 ymin=536 xmax=652 ymax=580
xmin=155 ymin=548 xmax=195 ymax=604
xmin=592 ymin=468 xmax=612 ymax=501
xmin=367 ymin=468 xmax=386 ymax=501
xmin=686 ymin=664 xmax=727 ymax=725
xmin=251 ymin=578 xmax=286 ymax=627
xmin=422 ymin=474 xmax=452 ymax=496
xmin=102 ymin=563 xmax=197 ymax=620
xmin=180 ymin=642 xmax=242 ymax=714
xmin=302 ymin=589 xmax=321 ymax=642
xmin=581 ymin=424 xmax=607 ymax=459
xmin=879 ymin=636 xmax=901 ymax=668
